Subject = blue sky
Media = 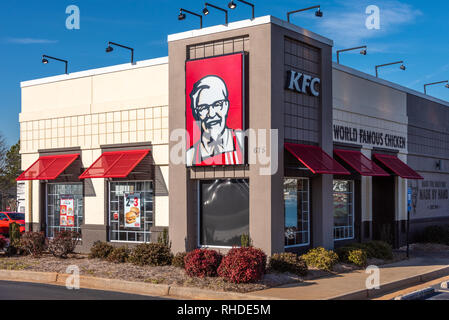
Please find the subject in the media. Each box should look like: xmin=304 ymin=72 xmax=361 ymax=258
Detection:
xmin=1 ymin=0 xmax=448 ymax=146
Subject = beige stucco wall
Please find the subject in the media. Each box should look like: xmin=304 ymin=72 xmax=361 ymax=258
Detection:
xmin=333 ymin=66 xmax=409 ymax=226
xmin=20 ymin=58 xmax=170 ymax=231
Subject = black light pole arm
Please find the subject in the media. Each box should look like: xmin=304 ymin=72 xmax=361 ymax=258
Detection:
xmin=107 ymin=42 xmax=134 ymax=64
xmin=237 ymin=0 xmax=255 ymax=20
xmin=42 ymin=55 xmax=68 ymax=74
xmin=424 ymin=80 xmax=449 ymax=94
xmin=375 ymin=61 xmax=405 ymax=78
xmin=205 ymin=3 xmax=228 ymax=24
xmin=287 ymin=5 xmax=321 ymax=22
xmin=336 ymin=45 xmax=367 ymax=64
xmin=180 ymin=8 xmax=203 ymax=29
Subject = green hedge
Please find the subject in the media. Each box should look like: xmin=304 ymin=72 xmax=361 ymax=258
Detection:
xmin=337 ymin=241 xmax=393 ymax=263
xmin=417 ymin=225 xmax=449 ymax=245
xmin=268 ymin=252 xmax=308 ymax=276
xmin=336 ymin=247 xmax=367 ymax=267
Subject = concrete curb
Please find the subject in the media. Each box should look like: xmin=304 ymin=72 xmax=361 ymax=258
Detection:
xmin=0 ymin=270 xmax=279 ymax=300
xmin=394 ymin=287 xmax=435 ymax=300
xmin=329 ymin=266 xmax=449 ymax=300
xmin=0 ymin=270 xmax=58 ymax=283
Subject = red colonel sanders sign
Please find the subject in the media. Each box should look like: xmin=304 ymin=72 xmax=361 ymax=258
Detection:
xmin=186 ymin=53 xmax=245 ymax=167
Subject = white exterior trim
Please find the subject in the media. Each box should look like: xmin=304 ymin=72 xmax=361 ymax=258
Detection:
xmin=20 ymin=56 xmax=169 ymax=88
xmin=333 ymin=62 xmax=449 ymax=108
xmin=167 ymin=15 xmax=334 ymax=46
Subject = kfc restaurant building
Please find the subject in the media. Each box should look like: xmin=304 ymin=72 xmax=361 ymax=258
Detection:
xmin=18 ymin=16 xmax=448 ymax=254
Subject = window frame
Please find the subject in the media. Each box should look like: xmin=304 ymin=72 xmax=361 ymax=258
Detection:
xmin=45 ymin=182 xmax=84 ymax=239
xmin=284 ymin=177 xmax=311 ymax=249
xmin=108 ymin=180 xmax=154 ymax=244
xmin=333 ymin=179 xmax=355 ymax=241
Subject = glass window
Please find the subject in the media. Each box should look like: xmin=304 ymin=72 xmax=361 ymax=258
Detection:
xmin=109 ymin=181 xmax=153 ymax=243
xmin=333 ymin=180 xmax=354 ymax=241
xmin=200 ymin=179 xmax=249 ymax=247
xmin=7 ymin=213 xmax=25 ymax=221
xmin=46 ymin=183 xmax=84 ymax=238
xmin=284 ymin=178 xmax=310 ymax=247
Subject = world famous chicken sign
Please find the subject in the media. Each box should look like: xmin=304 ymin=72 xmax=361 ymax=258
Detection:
xmin=186 ymin=53 xmax=245 ymax=167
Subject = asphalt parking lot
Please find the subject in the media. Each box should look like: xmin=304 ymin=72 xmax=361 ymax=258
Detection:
xmin=0 ymin=280 xmax=171 ymax=300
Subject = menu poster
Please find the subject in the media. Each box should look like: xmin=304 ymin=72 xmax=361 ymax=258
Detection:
xmin=60 ymin=198 xmax=75 ymax=227
xmin=124 ymin=193 xmax=141 ymax=228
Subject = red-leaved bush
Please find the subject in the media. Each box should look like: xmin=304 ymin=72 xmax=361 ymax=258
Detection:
xmin=0 ymin=235 xmax=7 ymax=251
xmin=218 ymin=247 xmax=267 ymax=283
xmin=19 ymin=232 xmax=47 ymax=256
xmin=184 ymin=249 xmax=223 ymax=278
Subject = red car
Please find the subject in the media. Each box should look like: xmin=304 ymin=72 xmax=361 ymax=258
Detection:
xmin=0 ymin=212 xmax=25 ymax=235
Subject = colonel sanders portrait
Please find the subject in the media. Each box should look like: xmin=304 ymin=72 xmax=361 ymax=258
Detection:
xmin=186 ymin=75 xmax=244 ymax=166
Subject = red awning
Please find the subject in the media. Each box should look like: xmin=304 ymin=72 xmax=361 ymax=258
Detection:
xmin=334 ymin=149 xmax=390 ymax=177
xmin=17 ymin=154 xmax=80 ymax=181
xmin=373 ymin=154 xmax=423 ymax=180
xmin=79 ymin=149 xmax=150 ymax=179
xmin=285 ymin=143 xmax=350 ymax=175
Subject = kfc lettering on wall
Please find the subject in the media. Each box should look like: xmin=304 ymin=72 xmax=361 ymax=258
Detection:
xmin=286 ymin=70 xmax=321 ymax=97
xmin=185 ymin=53 xmax=246 ymax=167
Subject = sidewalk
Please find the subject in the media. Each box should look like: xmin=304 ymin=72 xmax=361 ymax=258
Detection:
xmin=250 ymin=252 xmax=449 ymax=300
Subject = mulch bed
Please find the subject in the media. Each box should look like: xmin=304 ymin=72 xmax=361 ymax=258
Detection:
xmin=0 ymin=253 xmax=301 ymax=293
xmin=0 ymin=251 xmax=406 ymax=293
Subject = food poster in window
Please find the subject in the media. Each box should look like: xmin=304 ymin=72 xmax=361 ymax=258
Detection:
xmin=124 ymin=193 xmax=141 ymax=228
xmin=60 ymin=197 xmax=75 ymax=227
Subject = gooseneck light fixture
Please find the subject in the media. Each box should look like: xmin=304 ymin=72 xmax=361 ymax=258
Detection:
xmin=178 ymin=8 xmax=203 ymax=29
xmin=203 ymin=3 xmax=228 ymax=25
xmin=287 ymin=5 xmax=322 ymax=23
xmin=424 ymin=80 xmax=449 ymax=95
xmin=105 ymin=42 xmax=134 ymax=64
xmin=375 ymin=61 xmax=406 ymax=78
xmin=228 ymin=0 xmax=255 ymax=20
xmin=336 ymin=46 xmax=367 ymax=64
xmin=41 ymin=55 xmax=68 ymax=74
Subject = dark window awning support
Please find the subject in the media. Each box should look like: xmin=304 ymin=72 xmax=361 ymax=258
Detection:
xmin=334 ymin=149 xmax=389 ymax=177
xmin=285 ymin=143 xmax=350 ymax=175
xmin=373 ymin=153 xmax=423 ymax=180
xmin=79 ymin=149 xmax=150 ymax=179
xmin=17 ymin=154 xmax=80 ymax=181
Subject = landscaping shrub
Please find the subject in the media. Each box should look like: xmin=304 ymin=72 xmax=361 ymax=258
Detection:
xmin=418 ymin=225 xmax=449 ymax=245
xmin=0 ymin=235 xmax=7 ymax=251
xmin=157 ymin=228 xmax=171 ymax=248
xmin=88 ymin=241 xmax=114 ymax=259
xmin=48 ymin=231 xmax=80 ymax=258
xmin=362 ymin=241 xmax=393 ymax=260
xmin=107 ymin=246 xmax=130 ymax=263
xmin=301 ymin=247 xmax=339 ymax=272
xmin=347 ymin=249 xmax=367 ymax=267
xmin=340 ymin=241 xmax=393 ymax=261
xmin=18 ymin=232 xmax=46 ymax=256
xmin=240 ymin=234 xmax=252 ymax=248
xmin=218 ymin=247 xmax=267 ymax=283
xmin=172 ymin=252 xmax=187 ymax=268
xmin=268 ymin=252 xmax=308 ymax=276
xmin=184 ymin=249 xmax=223 ymax=278
xmin=128 ymin=243 xmax=173 ymax=267
xmin=8 ymin=222 xmax=21 ymax=254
